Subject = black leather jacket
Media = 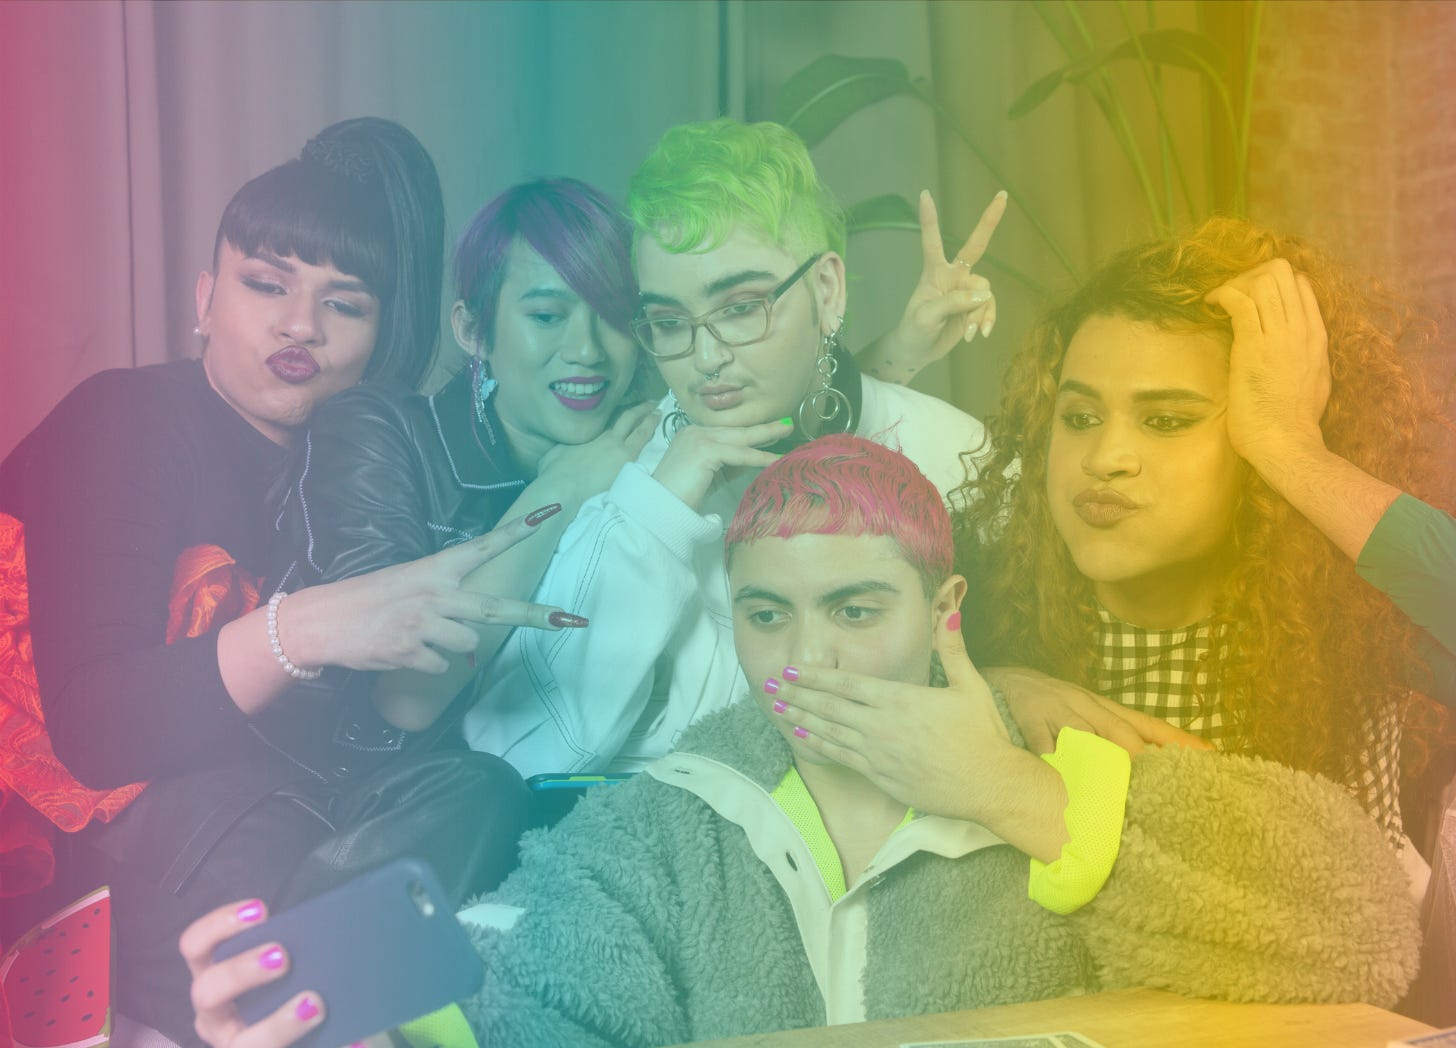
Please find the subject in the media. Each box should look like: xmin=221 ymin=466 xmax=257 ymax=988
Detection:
xmin=257 ymin=369 xmax=527 ymax=781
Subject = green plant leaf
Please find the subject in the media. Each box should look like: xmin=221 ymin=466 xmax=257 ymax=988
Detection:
xmin=1007 ymin=67 xmax=1068 ymax=119
xmin=1077 ymin=28 xmax=1226 ymax=78
xmin=775 ymin=55 xmax=914 ymax=146
xmin=1008 ymin=28 xmax=1229 ymax=120
xmin=843 ymin=194 xmax=919 ymax=233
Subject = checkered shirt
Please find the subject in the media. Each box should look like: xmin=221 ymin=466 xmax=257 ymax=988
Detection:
xmin=1095 ymin=606 xmax=1404 ymax=846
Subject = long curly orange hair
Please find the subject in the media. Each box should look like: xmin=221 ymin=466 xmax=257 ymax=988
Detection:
xmin=954 ymin=217 xmax=1450 ymax=794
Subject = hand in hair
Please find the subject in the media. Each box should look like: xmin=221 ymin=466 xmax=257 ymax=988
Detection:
xmin=982 ymin=665 xmax=1214 ymax=757
xmin=652 ymin=417 xmax=791 ymax=511
xmin=759 ymin=609 xmax=1072 ymax=864
xmin=1205 ymin=257 xmax=1332 ymax=466
xmin=1206 ymin=258 xmax=1402 ymax=561
xmin=858 ymin=190 xmax=1006 ymax=386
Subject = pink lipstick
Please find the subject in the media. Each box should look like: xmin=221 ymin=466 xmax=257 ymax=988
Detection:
xmin=549 ymin=376 xmax=608 ymax=412
xmin=266 ymin=346 xmax=320 ymax=384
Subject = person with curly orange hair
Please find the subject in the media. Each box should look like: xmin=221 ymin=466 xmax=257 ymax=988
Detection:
xmin=759 ymin=217 xmax=1453 ymax=883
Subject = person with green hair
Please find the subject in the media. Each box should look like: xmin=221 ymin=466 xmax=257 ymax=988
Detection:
xmin=463 ymin=118 xmax=1002 ymax=776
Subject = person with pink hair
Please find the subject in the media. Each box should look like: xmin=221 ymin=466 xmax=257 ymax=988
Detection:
xmin=182 ymin=435 xmax=1417 ymax=1048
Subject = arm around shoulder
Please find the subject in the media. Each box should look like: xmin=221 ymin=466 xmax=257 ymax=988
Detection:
xmin=1072 ymin=745 xmax=1421 ymax=1005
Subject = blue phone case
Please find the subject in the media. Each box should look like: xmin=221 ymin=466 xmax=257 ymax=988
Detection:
xmin=213 ymin=857 xmax=483 ymax=1045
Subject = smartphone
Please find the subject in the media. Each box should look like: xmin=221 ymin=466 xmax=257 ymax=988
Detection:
xmin=213 ymin=857 xmax=483 ymax=1046
xmin=526 ymin=772 xmax=633 ymax=828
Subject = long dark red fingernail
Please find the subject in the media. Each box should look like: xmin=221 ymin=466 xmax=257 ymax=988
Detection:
xmin=295 ymin=996 xmax=320 ymax=1022
xmin=549 ymin=612 xmax=589 ymax=628
xmin=946 ymin=611 xmax=961 ymax=632
xmin=525 ymin=503 xmax=562 ymax=527
xmin=259 ymin=946 xmax=285 ymax=971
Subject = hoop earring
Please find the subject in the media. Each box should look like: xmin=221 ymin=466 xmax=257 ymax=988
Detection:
xmin=796 ymin=325 xmax=851 ymax=436
xmin=470 ymin=353 xmax=498 ymax=424
xmin=660 ymin=409 xmax=691 ymax=439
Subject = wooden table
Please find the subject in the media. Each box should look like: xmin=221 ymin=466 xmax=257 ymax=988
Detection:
xmin=675 ymin=988 xmax=1436 ymax=1048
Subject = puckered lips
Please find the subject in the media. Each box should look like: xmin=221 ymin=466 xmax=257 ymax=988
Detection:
xmin=550 ymin=375 xmax=608 ymax=411
xmin=1072 ymin=487 xmax=1138 ymax=527
xmin=266 ymin=346 xmax=320 ymax=384
xmin=695 ymin=379 xmax=746 ymax=412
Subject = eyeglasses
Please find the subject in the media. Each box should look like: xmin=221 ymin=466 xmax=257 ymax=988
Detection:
xmin=630 ymin=253 xmax=823 ymax=360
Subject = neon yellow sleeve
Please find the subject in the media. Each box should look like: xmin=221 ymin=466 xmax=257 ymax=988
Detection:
xmin=1027 ymin=727 xmax=1131 ymax=915
xmin=396 ymin=1003 xmax=478 ymax=1048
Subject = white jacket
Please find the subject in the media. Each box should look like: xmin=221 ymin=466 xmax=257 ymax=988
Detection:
xmin=462 ymin=375 xmax=986 ymax=775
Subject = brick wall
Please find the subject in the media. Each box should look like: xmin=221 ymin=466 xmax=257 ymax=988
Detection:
xmin=1248 ymin=0 xmax=1456 ymax=431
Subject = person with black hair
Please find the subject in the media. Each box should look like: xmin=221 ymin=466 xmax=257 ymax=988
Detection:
xmin=0 ymin=118 xmax=568 ymax=1042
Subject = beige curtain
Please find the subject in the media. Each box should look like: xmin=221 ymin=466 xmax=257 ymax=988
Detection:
xmin=1 ymin=0 xmax=165 ymax=459
xmin=0 ymin=0 xmax=729 ymax=459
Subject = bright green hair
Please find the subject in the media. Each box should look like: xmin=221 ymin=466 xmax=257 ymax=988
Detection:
xmin=627 ymin=119 xmax=846 ymax=258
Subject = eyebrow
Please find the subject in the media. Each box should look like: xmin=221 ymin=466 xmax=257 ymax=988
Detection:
xmin=1057 ymin=378 xmax=1215 ymax=406
xmin=732 ymin=579 xmax=901 ymax=607
xmin=639 ymin=268 xmax=780 ymax=309
xmin=250 ymin=251 xmax=374 ymax=295
xmin=518 ymin=287 xmax=577 ymax=303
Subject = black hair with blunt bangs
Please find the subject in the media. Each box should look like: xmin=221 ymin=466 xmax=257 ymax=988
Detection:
xmin=213 ymin=117 xmax=445 ymax=392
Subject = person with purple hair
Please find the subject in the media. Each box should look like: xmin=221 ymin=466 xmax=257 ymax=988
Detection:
xmin=267 ymin=178 xmax=658 ymax=760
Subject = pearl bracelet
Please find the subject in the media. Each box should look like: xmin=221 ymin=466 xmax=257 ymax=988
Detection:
xmin=266 ymin=591 xmax=322 ymax=681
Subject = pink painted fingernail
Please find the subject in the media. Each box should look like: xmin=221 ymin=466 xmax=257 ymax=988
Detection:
xmin=549 ymin=612 xmax=589 ymax=628
xmin=524 ymin=503 xmax=562 ymax=527
xmin=772 ymin=700 xmax=788 ymax=714
xmin=946 ymin=611 xmax=962 ymax=632
xmin=793 ymin=726 xmax=809 ymax=739
xmin=295 ymin=996 xmax=320 ymax=1022
xmin=763 ymin=677 xmax=780 ymax=695
xmin=259 ymin=946 xmax=285 ymax=971
xmin=236 ymin=899 xmax=264 ymax=923
xmin=782 ymin=666 xmax=800 ymax=681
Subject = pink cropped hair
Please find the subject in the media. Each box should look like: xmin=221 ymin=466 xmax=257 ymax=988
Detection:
xmin=726 ymin=434 xmax=952 ymax=594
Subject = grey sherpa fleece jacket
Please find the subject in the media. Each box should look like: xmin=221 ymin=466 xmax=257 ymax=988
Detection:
xmin=458 ymin=699 xmax=1420 ymax=1048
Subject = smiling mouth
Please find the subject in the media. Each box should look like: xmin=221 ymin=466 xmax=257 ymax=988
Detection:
xmin=549 ymin=378 xmax=608 ymax=411
xmin=266 ymin=346 xmax=319 ymax=384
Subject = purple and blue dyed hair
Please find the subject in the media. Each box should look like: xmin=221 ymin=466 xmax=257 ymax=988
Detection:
xmin=453 ymin=178 xmax=637 ymax=346
xmin=726 ymin=434 xmax=953 ymax=595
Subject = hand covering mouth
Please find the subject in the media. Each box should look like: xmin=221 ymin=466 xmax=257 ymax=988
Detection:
xmin=266 ymin=346 xmax=320 ymax=384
